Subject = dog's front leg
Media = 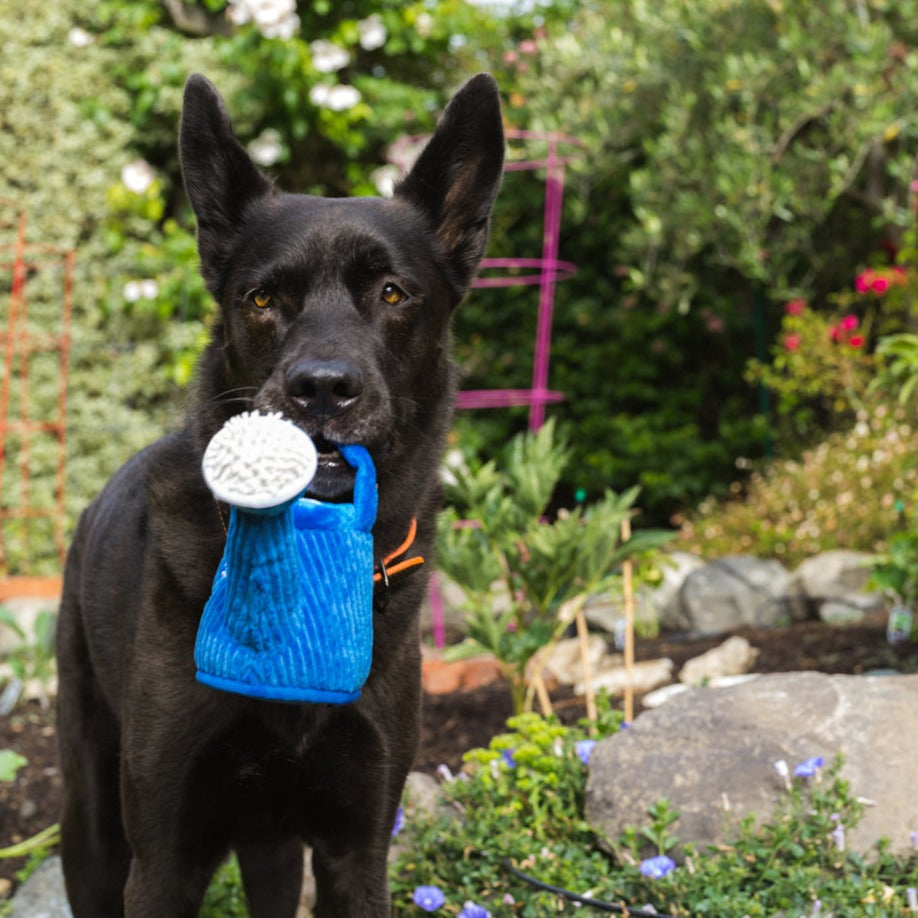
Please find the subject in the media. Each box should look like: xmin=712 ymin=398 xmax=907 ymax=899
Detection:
xmin=118 ymin=670 xmax=232 ymax=917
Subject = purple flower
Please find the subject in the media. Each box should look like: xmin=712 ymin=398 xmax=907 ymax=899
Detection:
xmin=575 ymin=739 xmax=597 ymax=765
xmin=391 ymin=805 xmax=405 ymax=837
xmin=500 ymin=748 xmax=516 ymax=768
xmin=458 ymin=902 xmax=491 ymax=918
xmin=413 ymin=885 xmax=446 ymax=911
xmin=639 ymin=855 xmax=676 ymax=879
xmin=793 ymin=756 xmax=825 ymax=779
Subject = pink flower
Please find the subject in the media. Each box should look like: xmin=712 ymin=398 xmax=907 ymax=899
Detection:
xmin=784 ymin=298 xmax=806 ymax=316
xmin=911 ymin=180 xmax=918 ymax=193
xmin=784 ymin=333 xmax=801 ymax=351
xmin=849 ymin=335 xmax=864 ymax=348
xmin=855 ymin=270 xmax=873 ymax=293
xmin=518 ymin=39 xmax=538 ymax=55
xmin=871 ymin=276 xmax=890 ymax=294
xmin=840 ymin=314 xmax=859 ymax=331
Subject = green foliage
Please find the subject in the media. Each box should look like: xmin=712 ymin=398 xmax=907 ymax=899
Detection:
xmin=0 ymin=750 xmax=27 ymax=783
xmin=875 ymin=333 xmax=918 ymax=406
xmin=200 ymin=855 xmax=249 ymax=918
xmin=438 ymin=422 xmax=670 ymax=711
xmin=390 ymin=708 xmax=622 ymax=915
xmin=872 ymin=529 xmax=918 ymax=607
xmin=521 ymin=0 xmax=918 ymax=306
xmin=452 ymin=0 xmax=918 ymax=519
xmin=393 ymin=735 xmax=918 ymax=917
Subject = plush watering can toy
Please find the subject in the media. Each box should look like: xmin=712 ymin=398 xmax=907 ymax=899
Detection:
xmin=194 ymin=411 xmax=377 ymax=704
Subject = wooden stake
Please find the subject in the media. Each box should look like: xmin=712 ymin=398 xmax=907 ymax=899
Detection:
xmin=574 ymin=600 xmax=597 ymax=729
xmin=622 ymin=516 xmax=635 ymax=723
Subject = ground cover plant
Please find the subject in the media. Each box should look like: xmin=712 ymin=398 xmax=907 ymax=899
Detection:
xmin=389 ymin=711 xmax=918 ymax=917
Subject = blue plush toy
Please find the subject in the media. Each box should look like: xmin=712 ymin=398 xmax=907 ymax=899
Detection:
xmin=194 ymin=411 xmax=377 ymax=704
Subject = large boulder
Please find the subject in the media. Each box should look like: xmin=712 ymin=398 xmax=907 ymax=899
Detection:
xmin=678 ymin=556 xmax=796 ymax=634
xmin=585 ymin=671 xmax=918 ymax=859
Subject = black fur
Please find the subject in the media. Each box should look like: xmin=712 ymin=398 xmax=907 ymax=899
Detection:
xmin=56 ymin=73 xmax=503 ymax=917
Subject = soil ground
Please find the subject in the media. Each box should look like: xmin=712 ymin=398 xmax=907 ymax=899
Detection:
xmin=1 ymin=614 xmax=916 ymax=895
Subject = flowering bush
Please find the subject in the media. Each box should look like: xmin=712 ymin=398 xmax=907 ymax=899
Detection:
xmin=745 ymin=298 xmax=876 ymax=447
xmin=679 ymin=405 xmax=915 ymax=565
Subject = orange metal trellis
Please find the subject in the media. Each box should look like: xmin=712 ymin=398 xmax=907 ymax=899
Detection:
xmin=0 ymin=199 xmax=74 ymax=584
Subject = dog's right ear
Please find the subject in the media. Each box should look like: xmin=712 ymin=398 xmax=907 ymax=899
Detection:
xmin=179 ymin=74 xmax=273 ymax=297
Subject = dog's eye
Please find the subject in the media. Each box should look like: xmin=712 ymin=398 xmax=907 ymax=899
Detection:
xmin=251 ymin=290 xmax=272 ymax=309
xmin=381 ymin=283 xmax=409 ymax=307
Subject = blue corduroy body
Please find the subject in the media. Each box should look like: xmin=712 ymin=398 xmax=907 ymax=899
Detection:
xmin=194 ymin=445 xmax=377 ymax=703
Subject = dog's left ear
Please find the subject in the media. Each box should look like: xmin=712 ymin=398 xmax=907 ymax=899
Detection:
xmin=395 ymin=73 xmax=504 ymax=300
xmin=179 ymin=74 xmax=273 ymax=298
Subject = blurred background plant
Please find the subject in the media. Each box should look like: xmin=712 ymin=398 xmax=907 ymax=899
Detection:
xmin=0 ymin=0 xmax=916 ymax=573
xmin=437 ymin=421 xmax=671 ymax=713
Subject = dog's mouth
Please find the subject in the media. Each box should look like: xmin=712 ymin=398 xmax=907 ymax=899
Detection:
xmin=305 ymin=436 xmax=357 ymax=501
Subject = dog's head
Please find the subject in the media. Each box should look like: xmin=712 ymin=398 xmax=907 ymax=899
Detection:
xmin=179 ymin=74 xmax=503 ymax=512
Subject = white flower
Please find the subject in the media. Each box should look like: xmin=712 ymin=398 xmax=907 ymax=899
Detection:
xmin=227 ymin=0 xmax=299 ymax=39
xmin=321 ymin=84 xmax=362 ymax=112
xmin=774 ymin=759 xmax=791 ymax=790
xmin=371 ymin=165 xmax=400 ymax=199
xmin=309 ymin=83 xmax=360 ymax=112
xmin=67 ymin=27 xmax=94 ymax=48
xmin=415 ymin=12 xmax=434 ymax=37
xmin=310 ymin=40 xmax=350 ymax=73
xmin=121 ymin=159 xmax=155 ymax=194
xmin=435 ymin=763 xmax=454 ymax=782
xmin=123 ymin=279 xmax=159 ymax=302
xmin=358 ymin=14 xmax=387 ymax=51
xmin=248 ymin=128 xmax=283 ymax=167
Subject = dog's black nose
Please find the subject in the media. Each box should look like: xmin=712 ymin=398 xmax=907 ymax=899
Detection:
xmin=285 ymin=358 xmax=364 ymax=416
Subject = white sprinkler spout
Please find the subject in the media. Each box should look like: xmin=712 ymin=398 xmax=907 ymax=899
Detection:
xmin=202 ymin=411 xmax=318 ymax=510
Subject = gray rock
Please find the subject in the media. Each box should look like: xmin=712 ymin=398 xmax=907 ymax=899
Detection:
xmin=792 ymin=549 xmax=875 ymax=599
xmin=585 ymin=671 xmax=918 ymax=859
xmin=819 ymin=592 xmax=884 ymax=626
xmin=678 ymin=636 xmax=758 ymax=685
xmin=9 ymin=856 xmax=71 ymax=918
xmin=678 ymin=556 xmax=794 ymax=634
xmin=651 ymin=552 xmax=706 ymax=631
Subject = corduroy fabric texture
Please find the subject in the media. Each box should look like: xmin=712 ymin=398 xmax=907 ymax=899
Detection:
xmin=194 ymin=445 xmax=377 ymax=703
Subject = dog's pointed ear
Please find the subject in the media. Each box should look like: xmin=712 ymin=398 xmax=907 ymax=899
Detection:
xmin=395 ymin=73 xmax=504 ymax=300
xmin=179 ymin=74 xmax=273 ymax=297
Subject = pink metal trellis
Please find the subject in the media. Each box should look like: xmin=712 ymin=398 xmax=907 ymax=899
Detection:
xmin=458 ymin=129 xmax=580 ymax=431
xmin=427 ymin=130 xmax=581 ymax=646
xmin=0 ymin=199 xmax=74 ymax=591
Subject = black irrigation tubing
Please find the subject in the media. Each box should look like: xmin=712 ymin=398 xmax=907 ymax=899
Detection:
xmin=501 ymin=859 xmax=677 ymax=917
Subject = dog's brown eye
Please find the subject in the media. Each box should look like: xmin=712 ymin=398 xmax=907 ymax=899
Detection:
xmin=381 ymin=283 xmax=408 ymax=307
xmin=252 ymin=290 xmax=272 ymax=309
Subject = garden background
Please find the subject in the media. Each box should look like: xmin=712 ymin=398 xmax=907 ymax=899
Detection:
xmin=0 ymin=0 xmax=916 ymax=581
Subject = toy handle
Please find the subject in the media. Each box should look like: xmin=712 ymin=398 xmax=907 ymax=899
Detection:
xmin=338 ymin=444 xmax=377 ymax=532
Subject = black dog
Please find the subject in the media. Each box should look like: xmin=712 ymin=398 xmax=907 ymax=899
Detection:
xmin=56 ymin=73 xmax=503 ymax=917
